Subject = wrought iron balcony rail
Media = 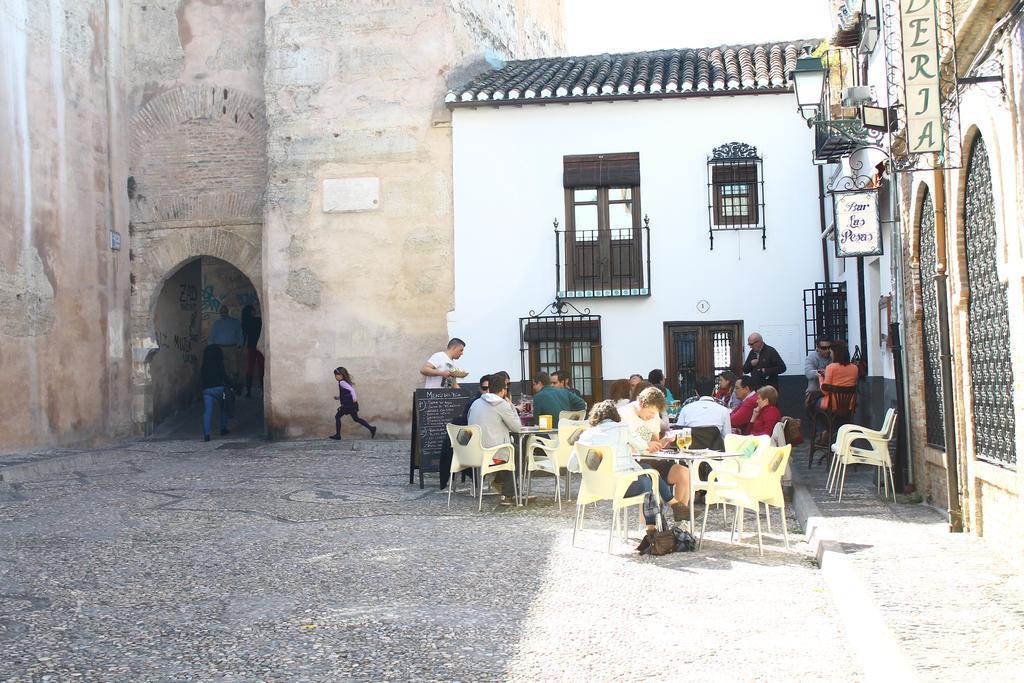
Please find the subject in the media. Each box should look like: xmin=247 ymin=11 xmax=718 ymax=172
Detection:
xmin=555 ymin=219 xmax=651 ymax=299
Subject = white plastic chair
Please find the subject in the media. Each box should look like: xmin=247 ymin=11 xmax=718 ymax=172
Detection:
xmin=700 ymin=445 xmax=792 ymax=556
xmin=572 ymin=443 xmax=662 ymax=552
xmin=559 ymin=410 xmax=586 ymax=423
xmin=828 ymin=409 xmax=898 ymax=502
xmin=524 ymin=419 xmax=586 ymax=510
xmin=702 ymin=434 xmax=773 ymax=532
xmin=445 ymin=424 xmax=519 ymax=511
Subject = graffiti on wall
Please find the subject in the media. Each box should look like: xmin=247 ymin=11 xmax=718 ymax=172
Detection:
xmin=157 ymin=310 xmax=200 ymax=366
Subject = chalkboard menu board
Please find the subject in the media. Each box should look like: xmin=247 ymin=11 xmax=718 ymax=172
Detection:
xmin=409 ymin=388 xmax=472 ymax=488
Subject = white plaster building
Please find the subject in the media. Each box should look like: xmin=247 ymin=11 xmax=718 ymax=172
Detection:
xmin=447 ymin=41 xmax=831 ymax=411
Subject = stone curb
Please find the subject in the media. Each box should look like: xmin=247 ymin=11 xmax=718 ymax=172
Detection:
xmin=792 ymin=483 xmax=918 ymax=682
xmin=0 ymin=449 xmax=136 ymax=485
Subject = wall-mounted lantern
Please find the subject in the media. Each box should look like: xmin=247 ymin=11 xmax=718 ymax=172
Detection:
xmin=789 ymin=46 xmax=827 ymax=125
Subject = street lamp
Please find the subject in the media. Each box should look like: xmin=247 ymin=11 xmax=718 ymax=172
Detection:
xmin=789 ymin=45 xmax=827 ymax=126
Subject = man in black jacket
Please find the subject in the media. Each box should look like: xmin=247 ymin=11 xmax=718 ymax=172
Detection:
xmin=743 ymin=332 xmax=787 ymax=390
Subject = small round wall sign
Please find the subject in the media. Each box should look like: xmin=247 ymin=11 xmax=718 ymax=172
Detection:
xmin=696 ymin=300 xmax=710 ymax=314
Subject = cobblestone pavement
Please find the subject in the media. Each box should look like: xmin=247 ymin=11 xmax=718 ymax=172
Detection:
xmin=0 ymin=438 xmax=858 ymax=681
xmin=794 ymin=448 xmax=1024 ymax=680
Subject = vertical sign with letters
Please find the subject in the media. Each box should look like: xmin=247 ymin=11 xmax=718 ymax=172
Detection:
xmin=900 ymin=0 xmax=943 ymax=153
xmin=833 ymin=190 xmax=883 ymax=258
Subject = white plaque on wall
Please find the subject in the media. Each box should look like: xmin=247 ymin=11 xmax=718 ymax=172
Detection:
xmin=322 ymin=177 xmax=381 ymax=213
xmin=833 ymin=190 xmax=883 ymax=258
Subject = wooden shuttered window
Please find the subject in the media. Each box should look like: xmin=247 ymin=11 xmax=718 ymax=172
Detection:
xmin=563 ymin=153 xmax=640 ymax=188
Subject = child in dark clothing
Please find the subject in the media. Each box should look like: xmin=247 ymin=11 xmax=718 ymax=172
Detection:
xmin=330 ymin=367 xmax=376 ymax=440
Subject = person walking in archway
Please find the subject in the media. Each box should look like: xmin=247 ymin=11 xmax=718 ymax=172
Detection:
xmin=330 ymin=367 xmax=376 ymax=440
xmin=209 ymin=305 xmax=244 ymax=391
xmin=241 ymin=304 xmax=265 ymax=398
xmin=200 ymin=345 xmax=231 ymax=441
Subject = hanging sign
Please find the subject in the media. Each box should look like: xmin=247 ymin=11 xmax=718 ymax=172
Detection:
xmin=900 ymin=0 xmax=943 ymax=153
xmin=833 ymin=190 xmax=883 ymax=258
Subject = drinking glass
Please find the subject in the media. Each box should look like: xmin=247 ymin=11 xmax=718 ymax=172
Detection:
xmin=676 ymin=428 xmax=692 ymax=450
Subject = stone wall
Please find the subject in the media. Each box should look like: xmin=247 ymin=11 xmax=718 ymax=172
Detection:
xmin=0 ymin=0 xmax=132 ymax=452
xmin=898 ymin=9 xmax=1024 ymax=560
xmin=261 ymin=0 xmax=564 ymax=438
xmin=125 ymin=0 xmax=267 ymax=433
xmin=152 ymin=259 xmax=201 ymax=422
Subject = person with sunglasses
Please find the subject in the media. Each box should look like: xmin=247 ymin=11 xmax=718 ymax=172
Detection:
xmin=805 ymin=338 xmax=832 ymax=395
xmin=803 ymin=337 xmax=831 ymax=413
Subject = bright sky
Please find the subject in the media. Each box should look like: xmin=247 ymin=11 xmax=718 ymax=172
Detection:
xmin=565 ymin=0 xmax=832 ymax=55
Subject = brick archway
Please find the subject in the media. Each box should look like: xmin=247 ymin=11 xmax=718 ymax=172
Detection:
xmin=130 ymin=86 xmax=267 ymax=227
xmin=130 ymin=227 xmax=263 ymax=434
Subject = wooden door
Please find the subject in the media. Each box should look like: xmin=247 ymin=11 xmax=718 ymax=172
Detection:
xmin=664 ymin=321 xmax=743 ymax=400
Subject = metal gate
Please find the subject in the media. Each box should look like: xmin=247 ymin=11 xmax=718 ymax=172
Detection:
xmin=964 ymin=136 xmax=1016 ymax=467
xmin=804 ymin=282 xmax=848 ymax=353
xmin=918 ymin=188 xmax=946 ymax=448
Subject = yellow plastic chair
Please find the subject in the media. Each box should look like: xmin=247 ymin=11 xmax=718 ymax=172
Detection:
xmin=558 ymin=409 xmax=586 ymax=423
xmin=524 ymin=418 xmax=586 ymax=510
xmin=572 ymin=443 xmax=662 ymax=553
xmin=699 ymin=444 xmax=792 ymax=556
xmin=828 ymin=409 xmax=898 ymax=502
xmin=445 ymin=423 xmax=518 ymax=511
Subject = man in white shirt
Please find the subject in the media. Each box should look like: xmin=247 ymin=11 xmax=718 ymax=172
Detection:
xmin=420 ymin=338 xmax=465 ymax=388
xmin=676 ymin=395 xmax=732 ymax=438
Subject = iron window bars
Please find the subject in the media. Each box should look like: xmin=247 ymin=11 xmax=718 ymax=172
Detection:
xmin=804 ymin=282 xmax=848 ymax=354
xmin=519 ymin=300 xmax=602 ymax=405
xmin=555 ymin=215 xmax=651 ymax=298
xmin=707 ymin=142 xmax=766 ymax=249
xmin=918 ymin=187 xmax=946 ymax=449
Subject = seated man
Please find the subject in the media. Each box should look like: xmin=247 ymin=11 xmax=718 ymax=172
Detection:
xmin=466 ymin=373 xmax=521 ymax=504
xmin=729 ymin=376 xmax=759 ymax=435
xmin=550 ymin=369 xmax=583 ymax=398
xmin=647 ymin=369 xmax=676 ymax=403
xmin=619 ymin=387 xmax=691 ymax=520
xmin=531 ymin=371 xmax=587 ymax=426
xmin=676 ymin=394 xmax=732 ymax=439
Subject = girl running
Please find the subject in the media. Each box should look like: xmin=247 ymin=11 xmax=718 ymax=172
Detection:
xmin=330 ymin=367 xmax=377 ymax=440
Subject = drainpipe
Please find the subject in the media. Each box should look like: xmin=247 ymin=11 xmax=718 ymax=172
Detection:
xmin=886 ymin=175 xmax=914 ymax=489
xmin=818 ymin=166 xmax=831 ymax=283
xmin=933 ymin=165 xmax=964 ymax=532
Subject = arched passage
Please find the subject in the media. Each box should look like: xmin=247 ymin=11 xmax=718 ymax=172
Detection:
xmin=148 ymin=256 xmax=265 ymax=438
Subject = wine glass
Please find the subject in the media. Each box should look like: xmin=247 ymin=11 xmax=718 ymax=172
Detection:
xmin=676 ymin=428 xmax=692 ymax=451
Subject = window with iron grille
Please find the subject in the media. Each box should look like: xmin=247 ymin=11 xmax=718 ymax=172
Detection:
xmin=918 ymin=188 xmax=945 ymax=449
xmin=560 ymin=153 xmax=648 ymax=297
xmin=963 ymin=136 xmax=1016 ymax=468
xmin=707 ymin=142 xmax=765 ymax=249
xmin=520 ymin=313 xmax=602 ymax=406
xmin=804 ymin=282 xmax=848 ymax=353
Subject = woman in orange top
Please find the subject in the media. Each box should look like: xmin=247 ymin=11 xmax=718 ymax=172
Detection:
xmin=816 ymin=340 xmax=859 ymax=411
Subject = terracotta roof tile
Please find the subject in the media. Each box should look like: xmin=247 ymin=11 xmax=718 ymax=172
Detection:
xmin=447 ymin=39 xmax=819 ymax=105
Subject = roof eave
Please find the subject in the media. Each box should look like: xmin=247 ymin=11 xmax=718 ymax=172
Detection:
xmin=445 ymin=85 xmax=793 ymax=110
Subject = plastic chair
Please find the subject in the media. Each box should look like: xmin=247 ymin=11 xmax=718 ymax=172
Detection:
xmin=699 ymin=445 xmax=792 ymax=556
xmin=445 ymin=424 xmax=519 ymax=511
xmin=559 ymin=410 xmax=586 ymax=423
xmin=808 ymin=383 xmax=858 ymax=468
xmin=715 ymin=434 xmax=774 ymax=530
xmin=828 ymin=409 xmax=898 ymax=502
xmin=572 ymin=443 xmax=662 ymax=553
xmin=524 ymin=419 xmax=587 ymax=510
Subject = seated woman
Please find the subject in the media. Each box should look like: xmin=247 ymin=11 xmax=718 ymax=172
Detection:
xmin=576 ymin=400 xmax=679 ymax=532
xmin=714 ymin=370 xmax=740 ymax=409
xmin=608 ymin=378 xmax=633 ymax=407
xmin=815 ymin=340 xmax=859 ymax=412
xmin=618 ymin=387 xmax=691 ymax=521
xmin=748 ymin=385 xmax=782 ymax=437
